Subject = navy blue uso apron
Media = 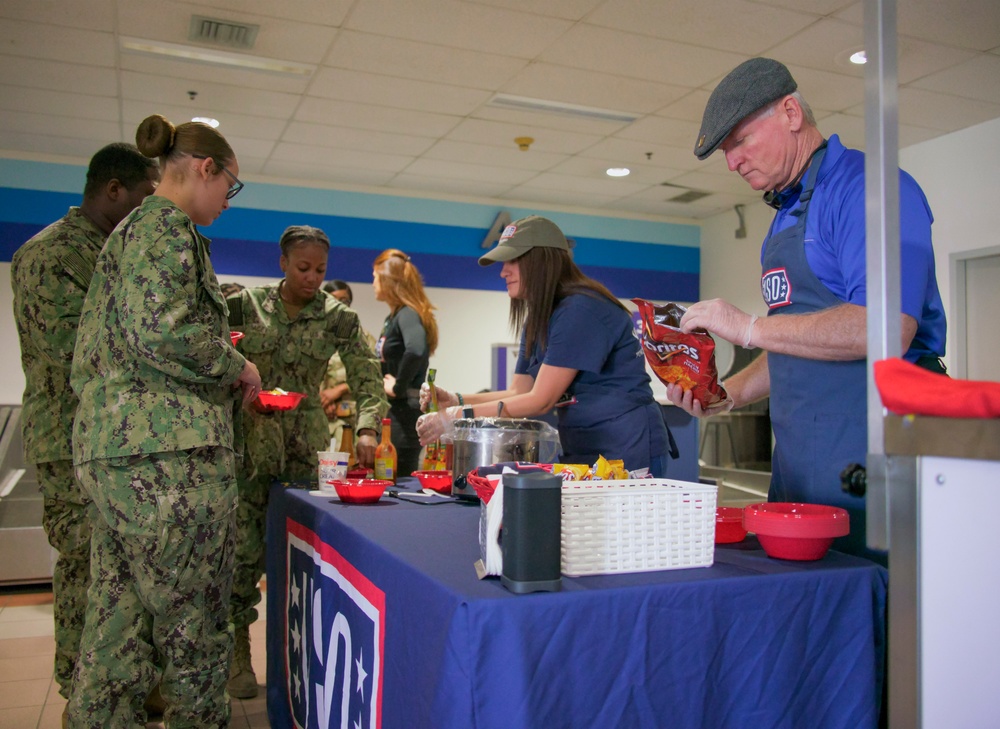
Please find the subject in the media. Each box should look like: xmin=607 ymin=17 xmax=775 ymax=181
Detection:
xmin=761 ymin=146 xmax=878 ymax=561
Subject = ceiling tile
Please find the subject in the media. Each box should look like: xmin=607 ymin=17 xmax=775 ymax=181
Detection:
xmin=295 ymin=97 xmax=461 ymax=138
xmin=283 ymin=122 xmax=436 ymax=157
xmin=0 ymin=131 xmax=124 ymax=159
xmin=539 ymin=23 xmax=745 ymax=88
xmin=263 ymin=160 xmax=397 ymax=187
xmin=0 ymin=19 xmax=115 ymax=67
xmin=547 ymin=156 xmax=685 ymax=186
xmin=835 ymin=0 xmax=1000 ymax=52
xmin=120 ymin=101 xmax=288 ymax=144
xmin=580 ymin=138 xmax=701 ymax=174
xmin=846 ymin=88 xmax=1000 ymax=134
xmin=400 ymin=158 xmax=538 ymax=185
xmin=310 ymin=68 xmax=491 ymax=115
xmin=0 ymin=86 xmax=120 ymax=122
xmin=0 ymin=0 xmax=113 ymax=31
xmin=909 ymin=54 xmax=1000 ymax=105
xmin=445 ymin=117 xmax=601 ymax=154
xmin=270 ymin=142 xmax=414 ymax=172
xmin=0 ymin=57 xmax=119 ymax=97
xmin=586 ymin=0 xmax=821 ymax=55
xmin=344 ymin=0 xmax=572 ymax=57
xmin=171 ymin=0 xmax=354 ymax=26
xmin=498 ymin=186 xmax=621 ymax=209
xmin=654 ymin=90 xmax=713 ymax=123
xmin=467 ymin=0 xmax=604 ymax=21
xmin=501 ymin=63 xmax=688 ymax=115
xmin=117 ymin=55 xmax=312 ymax=96
xmin=470 ymin=105 xmax=630 ymax=136
xmin=119 ymin=72 xmax=300 ymax=120
xmin=422 ymin=139 xmax=566 ymax=171
xmin=615 ymin=114 xmax=699 ymax=149
xmin=323 ymin=30 xmax=525 ymax=89
xmin=0 ymin=110 xmax=121 ymax=144
xmin=515 ymin=170 xmax=648 ymax=198
xmin=386 ymin=173 xmax=516 ymax=199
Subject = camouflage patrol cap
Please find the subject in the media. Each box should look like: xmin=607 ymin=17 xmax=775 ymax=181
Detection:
xmin=694 ymin=58 xmax=798 ymax=160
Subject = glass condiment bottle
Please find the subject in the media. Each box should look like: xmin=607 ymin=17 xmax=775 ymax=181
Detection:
xmin=373 ymin=417 xmax=397 ymax=483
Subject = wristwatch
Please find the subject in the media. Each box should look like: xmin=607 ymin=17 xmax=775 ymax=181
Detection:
xmin=462 ymin=405 xmax=475 ymax=420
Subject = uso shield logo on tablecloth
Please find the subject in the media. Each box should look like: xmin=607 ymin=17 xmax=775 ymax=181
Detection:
xmin=762 ymin=267 xmax=792 ymax=308
xmin=285 ymin=519 xmax=385 ymax=729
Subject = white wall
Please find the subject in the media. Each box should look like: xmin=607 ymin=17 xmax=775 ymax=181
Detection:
xmin=899 ymin=116 xmax=1000 ymax=370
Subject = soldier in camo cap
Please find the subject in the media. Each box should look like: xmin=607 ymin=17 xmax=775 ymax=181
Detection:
xmin=225 ymin=225 xmax=388 ymax=698
xmin=11 ymin=142 xmax=159 ymax=707
xmin=68 ymin=114 xmax=262 ymax=728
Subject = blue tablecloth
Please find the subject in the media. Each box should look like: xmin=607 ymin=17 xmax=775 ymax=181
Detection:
xmin=266 ymin=482 xmax=887 ymax=729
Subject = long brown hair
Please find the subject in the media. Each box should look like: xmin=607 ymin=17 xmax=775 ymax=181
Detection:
xmin=373 ymin=249 xmax=438 ymax=355
xmin=510 ymin=247 xmax=626 ymax=354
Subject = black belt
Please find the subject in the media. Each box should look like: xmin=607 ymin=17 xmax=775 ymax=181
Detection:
xmin=915 ymin=355 xmax=947 ymax=375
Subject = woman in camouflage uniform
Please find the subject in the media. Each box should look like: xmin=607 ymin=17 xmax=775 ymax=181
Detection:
xmin=225 ymin=225 xmax=388 ymax=698
xmin=69 ymin=114 xmax=262 ymax=728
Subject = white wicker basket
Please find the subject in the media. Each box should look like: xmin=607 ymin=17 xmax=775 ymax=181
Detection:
xmin=560 ymin=479 xmax=717 ymax=576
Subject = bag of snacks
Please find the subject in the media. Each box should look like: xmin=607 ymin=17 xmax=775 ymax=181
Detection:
xmin=633 ymin=299 xmax=729 ymax=409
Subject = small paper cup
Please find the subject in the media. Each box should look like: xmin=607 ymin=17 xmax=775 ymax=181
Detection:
xmin=318 ymin=451 xmax=350 ymax=491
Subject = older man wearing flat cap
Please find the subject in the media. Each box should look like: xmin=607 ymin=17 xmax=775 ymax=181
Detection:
xmin=667 ymin=57 xmax=947 ymax=564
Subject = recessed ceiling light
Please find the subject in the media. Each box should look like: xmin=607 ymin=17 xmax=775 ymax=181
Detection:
xmin=192 ymin=116 xmax=220 ymax=128
xmin=606 ymin=167 xmax=631 ymax=177
xmin=850 ymin=50 xmax=867 ymax=65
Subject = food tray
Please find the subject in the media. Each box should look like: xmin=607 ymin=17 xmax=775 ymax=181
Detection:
xmin=560 ymin=479 xmax=717 ymax=576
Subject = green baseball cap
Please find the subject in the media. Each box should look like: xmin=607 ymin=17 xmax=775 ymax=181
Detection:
xmin=478 ymin=215 xmax=571 ymax=266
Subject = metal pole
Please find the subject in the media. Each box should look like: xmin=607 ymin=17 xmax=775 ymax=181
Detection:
xmin=863 ymin=0 xmax=900 ymax=552
xmin=864 ymin=1 xmax=919 ymax=727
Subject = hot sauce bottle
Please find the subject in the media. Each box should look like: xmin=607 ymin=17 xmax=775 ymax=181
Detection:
xmin=374 ymin=417 xmax=397 ymax=483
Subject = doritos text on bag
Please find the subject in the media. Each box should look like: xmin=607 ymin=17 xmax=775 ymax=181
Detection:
xmin=633 ymin=299 xmax=729 ymax=409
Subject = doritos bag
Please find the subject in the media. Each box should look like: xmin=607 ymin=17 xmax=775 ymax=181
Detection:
xmin=633 ymin=299 xmax=729 ymax=409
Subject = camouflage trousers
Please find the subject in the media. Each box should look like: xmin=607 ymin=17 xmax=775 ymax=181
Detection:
xmin=67 ymin=446 xmax=237 ymax=729
xmin=36 ymin=459 xmax=91 ymax=699
xmin=230 ymin=426 xmax=316 ymax=630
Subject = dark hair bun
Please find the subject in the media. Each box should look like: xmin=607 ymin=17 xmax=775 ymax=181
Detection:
xmin=135 ymin=114 xmax=175 ymax=158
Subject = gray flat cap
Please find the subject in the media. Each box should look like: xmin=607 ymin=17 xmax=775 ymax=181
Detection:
xmin=694 ymin=58 xmax=797 ymax=160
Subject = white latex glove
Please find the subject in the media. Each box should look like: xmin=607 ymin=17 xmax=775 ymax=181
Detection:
xmin=665 ymin=382 xmax=735 ymax=418
xmin=680 ymin=299 xmax=758 ymax=349
xmin=419 ymin=381 xmax=459 ymax=412
xmin=415 ymin=405 xmax=461 ymax=445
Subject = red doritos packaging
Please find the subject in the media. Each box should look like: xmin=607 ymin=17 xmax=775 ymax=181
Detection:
xmin=633 ymin=299 xmax=729 ymax=409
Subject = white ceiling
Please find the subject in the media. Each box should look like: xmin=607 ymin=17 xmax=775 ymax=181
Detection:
xmin=1 ymin=0 xmax=999 ymax=220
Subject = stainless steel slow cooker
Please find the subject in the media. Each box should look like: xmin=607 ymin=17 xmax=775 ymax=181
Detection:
xmin=446 ymin=418 xmax=561 ymax=499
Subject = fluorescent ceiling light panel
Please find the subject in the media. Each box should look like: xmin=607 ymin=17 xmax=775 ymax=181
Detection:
xmin=488 ymin=94 xmax=639 ymax=123
xmin=120 ymin=36 xmax=315 ymax=76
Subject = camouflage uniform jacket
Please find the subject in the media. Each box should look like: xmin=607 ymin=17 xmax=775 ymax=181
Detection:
xmin=71 ymin=195 xmax=246 ymax=462
xmin=229 ymin=284 xmax=387 ymax=468
xmin=11 ymin=208 xmax=106 ymax=464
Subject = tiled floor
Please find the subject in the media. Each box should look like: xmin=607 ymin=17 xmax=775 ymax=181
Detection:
xmin=0 ymin=584 xmax=271 ymax=728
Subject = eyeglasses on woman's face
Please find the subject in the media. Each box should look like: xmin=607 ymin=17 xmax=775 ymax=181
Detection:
xmin=192 ymin=154 xmax=244 ymax=199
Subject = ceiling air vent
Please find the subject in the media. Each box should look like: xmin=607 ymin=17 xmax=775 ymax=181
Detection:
xmin=660 ymin=182 xmax=711 ymax=204
xmin=189 ymin=16 xmax=260 ymax=49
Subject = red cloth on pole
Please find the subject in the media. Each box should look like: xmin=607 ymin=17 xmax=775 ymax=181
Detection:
xmin=874 ymin=358 xmax=1000 ymax=418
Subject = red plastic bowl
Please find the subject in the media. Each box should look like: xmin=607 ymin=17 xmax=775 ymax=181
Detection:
xmin=257 ymin=391 xmax=306 ymax=412
xmin=411 ymin=470 xmax=453 ymax=494
xmin=715 ymin=507 xmax=747 ymax=544
xmin=743 ymin=502 xmax=850 ymax=561
xmin=230 ymin=331 xmax=244 ymax=347
xmin=346 ymin=467 xmax=372 ymax=480
xmin=329 ymin=478 xmax=391 ymax=504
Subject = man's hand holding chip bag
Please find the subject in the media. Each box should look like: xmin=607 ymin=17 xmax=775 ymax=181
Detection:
xmin=633 ymin=298 xmax=736 ymax=418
